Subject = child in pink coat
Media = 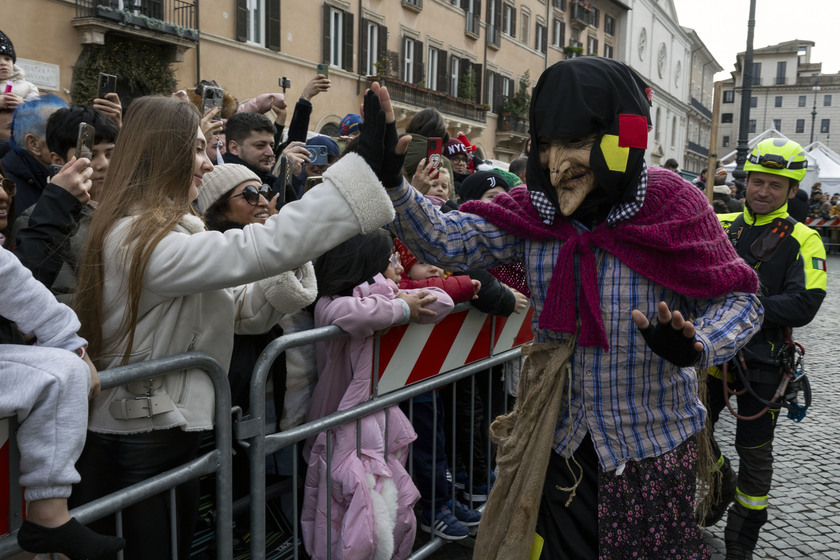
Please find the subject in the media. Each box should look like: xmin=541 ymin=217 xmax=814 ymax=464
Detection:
xmin=302 ymin=230 xmax=454 ymax=560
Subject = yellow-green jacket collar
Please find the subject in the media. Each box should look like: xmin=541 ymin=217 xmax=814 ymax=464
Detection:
xmin=744 ymin=201 xmax=789 ymax=225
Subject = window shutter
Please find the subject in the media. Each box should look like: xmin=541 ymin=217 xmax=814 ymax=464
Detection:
xmin=322 ymin=5 xmax=331 ymax=64
xmin=343 ymin=11 xmax=354 ymax=72
xmin=476 ymin=0 xmax=481 ymax=18
xmin=484 ymin=69 xmax=494 ymax=105
xmin=438 ymin=50 xmax=449 ymax=93
xmin=473 ymin=63 xmax=482 ymax=103
xmin=510 ymin=8 xmax=516 ymax=38
xmin=266 ymin=0 xmax=281 ymax=51
xmin=236 ymin=0 xmax=248 ymax=43
xmin=414 ymin=40 xmax=425 ymax=84
xmin=494 ymin=72 xmax=503 ymax=111
xmin=378 ymin=25 xmax=389 ymax=68
xmin=360 ymin=19 xmax=370 ymax=75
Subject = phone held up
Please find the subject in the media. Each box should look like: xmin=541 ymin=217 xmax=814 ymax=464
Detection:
xmin=303 ymin=145 xmax=328 ymax=166
xmin=316 ymin=63 xmax=329 ymax=78
xmin=76 ymin=122 xmax=95 ymax=161
xmin=97 ymin=73 xmax=117 ymax=99
xmin=201 ymin=85 xmax=225 ymax=122
xmin=305 ymin=176 xmax=324 ymax=193
xmin=427 ymin=137 xmax=443 ymax=179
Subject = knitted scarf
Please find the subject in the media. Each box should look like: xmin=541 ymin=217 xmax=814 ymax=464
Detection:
xmin=459 ymin=167 xmax=758 ymax=350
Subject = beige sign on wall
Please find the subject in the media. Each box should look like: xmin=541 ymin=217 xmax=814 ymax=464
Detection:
xmin=17 ymin=58 xmax=60 ymax=92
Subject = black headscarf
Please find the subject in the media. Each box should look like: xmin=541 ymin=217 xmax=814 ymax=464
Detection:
xmin=526 ymin=57 xmax=652 ymax=217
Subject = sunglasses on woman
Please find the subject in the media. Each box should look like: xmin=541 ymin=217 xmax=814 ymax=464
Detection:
xmin=1 ymin=178 xmax=15 ymax=197
xmin=229 ymin=183 xmax=272 ymax=206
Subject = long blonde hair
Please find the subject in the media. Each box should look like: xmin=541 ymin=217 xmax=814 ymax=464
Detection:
xmin=75 ymin=96 xmax=201 ymax=364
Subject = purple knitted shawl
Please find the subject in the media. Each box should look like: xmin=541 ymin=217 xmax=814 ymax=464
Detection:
xmin=459 ymin=167 xmax=758 ymax=350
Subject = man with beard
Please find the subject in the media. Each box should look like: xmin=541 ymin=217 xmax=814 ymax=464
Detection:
xmin=385 ymin=57 xmax=764 ymax=559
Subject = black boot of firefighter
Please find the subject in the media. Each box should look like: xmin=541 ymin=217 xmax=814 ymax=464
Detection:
xmin=724 ymin=540 xmax=754 ymax=560
xmin=697 ymin=454 xmax=736 ymax=527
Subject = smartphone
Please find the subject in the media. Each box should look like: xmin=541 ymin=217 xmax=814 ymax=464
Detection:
xmin=97 ymin=73 xmax=117 ymax=99
xmin=305 ymin=176 xmax=324 ymax=192
xmin=76 ymin=122 xmax=95 ymax=160
xmin=303 ymin=145 xmax=328 ymax=166
xmin=278 ymin=76 xmax=291 ymax=90
xmin=49 ymin=163 xmax=63 ymax=177
xmin=427 ymin=137 xmax=443 ymax=179
xmin=316 ymin=63 xmax=329 ymax=78
xmin=201 ymin=85 xmax=225 ymax=121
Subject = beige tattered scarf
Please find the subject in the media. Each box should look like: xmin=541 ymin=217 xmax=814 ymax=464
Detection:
xmin=473 ymin=336 xmax=578 ymax=560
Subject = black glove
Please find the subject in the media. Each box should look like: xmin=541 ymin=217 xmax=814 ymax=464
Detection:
xmin=637 ymin=319 xmax=701 ymax=368
xmin=354 ymin=90 xmax=386 ymax=178
xmin=379 ymin=121 xmax=407 ymax=189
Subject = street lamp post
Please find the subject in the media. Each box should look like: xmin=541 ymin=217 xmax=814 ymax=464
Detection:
xmin=810 ymin=75 xmax=821 ymax=144
xmin=732 ymin=0 xmax=757 ymax=190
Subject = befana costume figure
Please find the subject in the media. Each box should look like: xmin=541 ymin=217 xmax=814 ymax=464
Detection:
xmin=386 ymin=57 xmax=764 ymax=559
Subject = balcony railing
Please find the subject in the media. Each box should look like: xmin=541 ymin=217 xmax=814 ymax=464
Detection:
xmin=465 ymin=12 xmax=480 ymax=36
xmin=687 ymin=141 xmax=709 ymax=157
xmin=366 ymin=77 xmax=487 ymax=124
xmin=497 ymin=114 xmax=528 ymax=135
xmin=487 ymin=24 xmax=501 ymax=49
xmin=690 ymin=96 xmax=713 ymax=119
xmin=76 ymin=0 xmax=197 ymax=38
xmin=570 ymin=1 xmax=594 ymax=26
xmin=775 ymin=76 xmax=787 ymax=85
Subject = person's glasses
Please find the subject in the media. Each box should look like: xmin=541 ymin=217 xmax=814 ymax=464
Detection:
xmin=1 ymin=178 xmax=15 ymax=197
xmin=451 ymin=156 xmax=468 ymax=164
xmin=230 ymin=184 xmax=271 ymax=206
xmin=390 ymin=252 xmax=402 ymax=268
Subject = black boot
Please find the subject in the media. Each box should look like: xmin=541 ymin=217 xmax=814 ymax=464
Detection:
xmin=724 ymin=540 xmax=754 ymax=560
xmin=697 ymin=455 xmax=737 ymax=527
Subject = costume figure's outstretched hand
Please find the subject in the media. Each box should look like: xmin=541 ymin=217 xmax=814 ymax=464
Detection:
xmin=631 ymin=301 xmax=703 ymax=367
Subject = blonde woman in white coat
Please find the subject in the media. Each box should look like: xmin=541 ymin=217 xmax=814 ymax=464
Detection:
xmin=70 ymin=95 xmax=397 ymax=559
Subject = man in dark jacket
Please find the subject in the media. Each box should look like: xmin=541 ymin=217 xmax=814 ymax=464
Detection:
xmin=2 ymin=94 xmax=67 ymax=217
xmin=709 ymin=138 xmax=826 ymax=560
xmin=223 ymin=111 xmax=297 ymax=207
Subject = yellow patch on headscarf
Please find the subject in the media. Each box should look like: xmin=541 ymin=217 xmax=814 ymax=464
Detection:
xmin=600 ymin=134 xmax=630 ymax=172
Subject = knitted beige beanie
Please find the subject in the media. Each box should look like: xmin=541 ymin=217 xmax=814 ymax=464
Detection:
xmin=196 ymin=163 xmax=260 ymax=212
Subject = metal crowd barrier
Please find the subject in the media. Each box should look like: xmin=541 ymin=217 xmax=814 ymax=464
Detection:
xmin=0 ymin=352 xmax=233 ymax=560
xmin=241 ymin=303 xmax=527 ymax=560
xmin=2 ymin=305 xmax=526 ymax=559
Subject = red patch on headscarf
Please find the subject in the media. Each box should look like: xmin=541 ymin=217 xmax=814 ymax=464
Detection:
xmin=618 ymin=114 xmax=648 ymax=149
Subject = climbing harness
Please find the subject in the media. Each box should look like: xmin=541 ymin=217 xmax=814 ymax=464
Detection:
xmin=721 ymin=330 xmax=811 ymax=423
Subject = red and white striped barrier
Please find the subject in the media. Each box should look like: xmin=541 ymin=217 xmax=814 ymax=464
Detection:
xmin=804 ymin=217 xmax=840 ymax=227
xmin=372 ymin=307 xmax=534 ymax=396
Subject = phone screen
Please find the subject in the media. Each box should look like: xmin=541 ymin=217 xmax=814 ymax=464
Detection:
xmin=97 ymin=73 xmax=117 ymax=99
xmin=76 ymin=122 xmax=95 ymax=160
xmin=427 ymin=137 xmax=443 ymax=179
xmin=202 ymin=86 xmax=224 ymax=121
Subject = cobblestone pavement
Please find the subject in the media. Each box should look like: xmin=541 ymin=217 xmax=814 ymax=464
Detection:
xmin=420 ymin=255 xmax=840 ymax=559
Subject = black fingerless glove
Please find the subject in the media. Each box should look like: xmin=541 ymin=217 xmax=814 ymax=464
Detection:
xmin=637 ymin=321 xmax=701 ymax=368
xmin=354 ymin=90 xmax=386 ymax=176
xmin=379 ymin=121 xmax=407 ymax=189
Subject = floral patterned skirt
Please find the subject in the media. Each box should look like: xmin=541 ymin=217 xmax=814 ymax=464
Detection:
xmin=597 ymin=437 xmax=710 ymax=560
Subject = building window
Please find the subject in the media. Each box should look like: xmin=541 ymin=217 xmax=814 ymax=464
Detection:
xmin=749 ymin=119 xmax=756 ymax=133
xmin=775 ymin=96 xmax=782 ymax=108
xmin=721 ymin=113 xmax=733 ymax=123
xmin=520 ymin=9 xmax=530 ymax=45
xmin=243 ymin=0 xmax=265 ymax=46
xmin=552 ymin=19 xmax=565 ymax=47
xmin=655 ymin=107 xmax=661 ymax=141
xmin=503 ymin=3 xmax=515 ymax=36
xmin=723 ymin=90 xmax=735 ymax=103
xmin=750 ymin=96 xmax=758 ymax=108
xmin=591 ymin=8 xmax=600 ymax=28
xmin=722 ymin=135 xmax=730 ymax=147
xmin=323 ymin=6 xmax=354 ymax=71
xmin=821 ymin=119 xmax=830 ymax=134
xmin=825 ymin=94 xmax=832 ymax=107
xmin=799 ymin=95 xmax=807 ymax=107
xmin=750 ymin=62 xmax=761 ymax=85
xmin=403 ymin=37 xmax=415 ymax=82
xmin=776 ymin=61 xmax=786 ymax=85
xmin=587 ymin=36 xmax=598 ymax=56
xmin=796 ymin=119 xmax=805 ymax=133
xmin=427 ymin=46 xmax=438 ymax=90
xmin=773 ymin=119 xmax=781 ymax=132
xmin=502 ymin=74 xmax=512 ymax=103
xmin=450 ymin=56 xmax=460 ymax=97
xmin=552 ymin=0 xmax=566 ymax=9
xmin=604 ymin=43 xmax=613 ymax=59
xmin=361 ymin=20 xmax=384 ymax=77
xmin=536 ymin=23 xmax=547 ymax=53
xmin=236 ymin=0 xmax=283 ymax=51
xmin=671 ymin=116 xmax=677 ymax=147
xmin=605 ymin=14 xmax=615 ymax=36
